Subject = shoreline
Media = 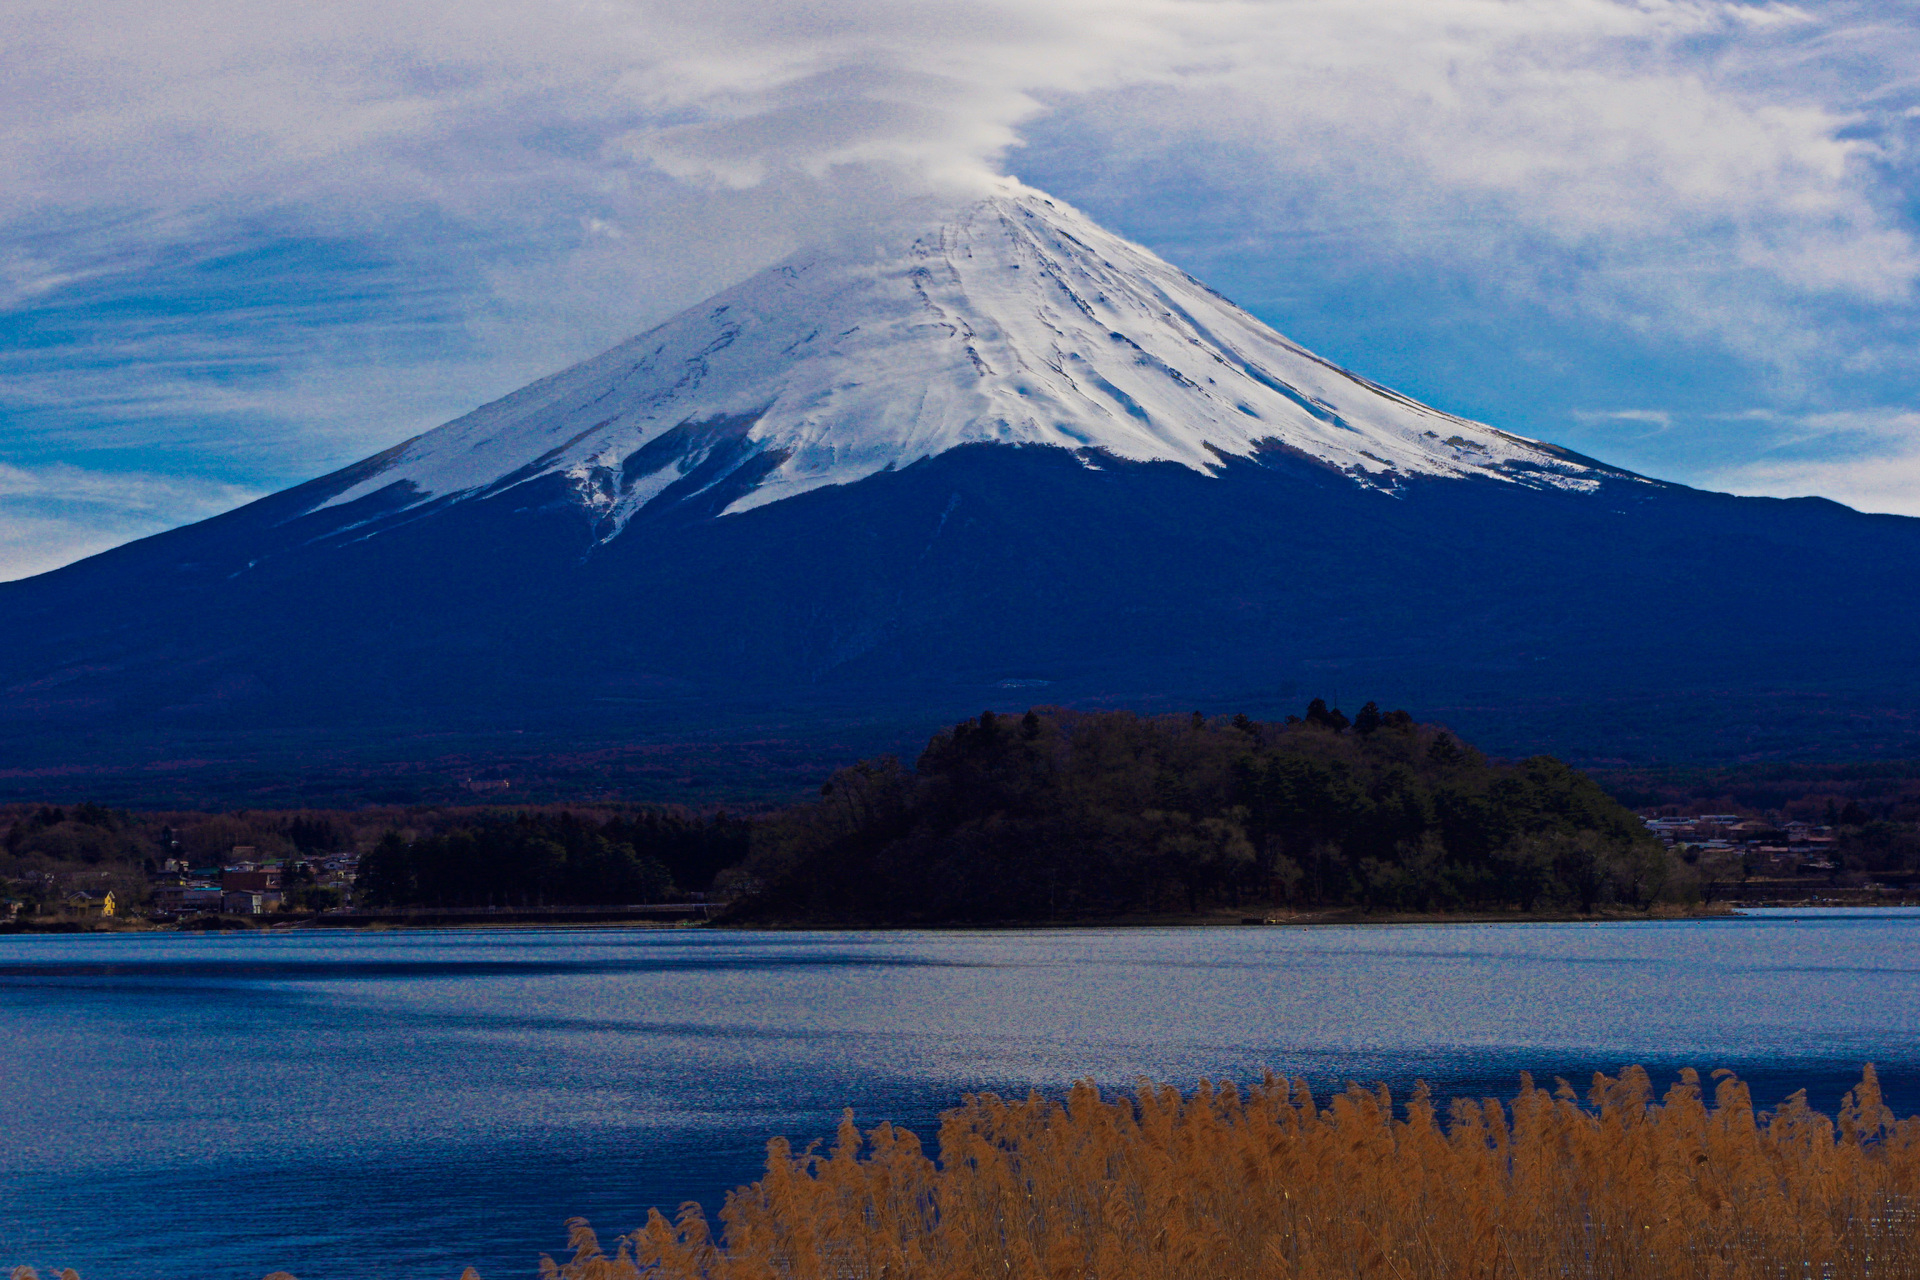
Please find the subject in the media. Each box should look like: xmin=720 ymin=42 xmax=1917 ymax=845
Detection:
xmin=714 ymin=903 xmax=1742 ymax=930
xmin=0 ymin=902 xmax=1747 ymax=934
xmin=14 ymin=899 xmax=1920 ymax=937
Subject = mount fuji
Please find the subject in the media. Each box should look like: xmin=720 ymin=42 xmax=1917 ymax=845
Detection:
xmin=304 ymin=184 xmax=1618 ymax=527
xmin=4 ymin=183 xmax=1920 ymax=791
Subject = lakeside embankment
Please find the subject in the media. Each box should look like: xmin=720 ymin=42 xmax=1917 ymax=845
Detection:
xmin=720 ymin=901 xmax=1743 ymax=929
xmin=0 ymin=902 xmax=1748 ymax=934
xmin=43 ymin=896 xmax=1920 ymax=934
xmin=25 ymin=891 xmax=1920 ymax=935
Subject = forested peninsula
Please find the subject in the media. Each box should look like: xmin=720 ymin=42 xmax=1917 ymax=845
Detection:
xmin=725 ymin=704 xmax=1678 ymax=923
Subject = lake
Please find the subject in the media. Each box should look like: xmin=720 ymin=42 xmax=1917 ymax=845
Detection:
xmin=4 ymin=909 xmax=1919 ymax=1280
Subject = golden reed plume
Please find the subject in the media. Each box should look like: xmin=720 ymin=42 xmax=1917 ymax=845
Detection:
xmin=17 ymin=1068 xmax=1920 ymax=1279
xmin=569 ymin=1067 xmax=1920 ymax=1280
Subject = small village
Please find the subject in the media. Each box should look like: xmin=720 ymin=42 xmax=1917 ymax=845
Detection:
xmin=142 ymin=845 xmax=365 ymax=921
xmin=1640 ymin=812 xmax=1920 ymax=905
xmin=1 ymin=831 xmax=362 ymax=926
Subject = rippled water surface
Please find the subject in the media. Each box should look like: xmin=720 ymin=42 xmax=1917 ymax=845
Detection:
xmin=5 ymin=910 xmax=1919 ymax=1279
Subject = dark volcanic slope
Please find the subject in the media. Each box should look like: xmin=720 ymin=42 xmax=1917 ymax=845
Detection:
xmin=2 ymin=440 xmax=1916 ymax=781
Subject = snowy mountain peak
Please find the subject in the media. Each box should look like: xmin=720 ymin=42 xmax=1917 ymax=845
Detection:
xmin=318 ymin=183 xmax=1629 ymax=533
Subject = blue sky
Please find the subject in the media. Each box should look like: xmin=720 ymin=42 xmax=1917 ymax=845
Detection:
xmin=5 ymin=0 xmax=1920 ymax=579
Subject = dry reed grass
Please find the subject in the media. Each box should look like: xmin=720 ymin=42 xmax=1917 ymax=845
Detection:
xmin=14 ymin=1068 xmax=1920 ymax=1280
xmin=555 ymin=1067 xmax=1920 ymax=1280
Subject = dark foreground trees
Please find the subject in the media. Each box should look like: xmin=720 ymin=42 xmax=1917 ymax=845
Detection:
xmin=356 ymin=809 xmax=749 ymax=908
xmin=731 ymin=706 xmax=1680 ymax=923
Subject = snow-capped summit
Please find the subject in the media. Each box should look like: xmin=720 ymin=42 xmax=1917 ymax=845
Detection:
xmin=318 ymin=182 xmax=1623 ymax=539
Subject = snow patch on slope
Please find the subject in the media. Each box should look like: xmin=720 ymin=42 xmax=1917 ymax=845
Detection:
xmin=318 ymin=181 xmax=1630 ymax=534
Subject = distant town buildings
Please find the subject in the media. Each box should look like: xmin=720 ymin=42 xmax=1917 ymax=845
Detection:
xmin=215 ymin=859 xmax=285 ymax=914
xmin=223 ymin=889 xmax=272 ymax=915
xmin=1638 ymin=809 xmax=1912 ymax=903
xmin=132 ymin=844 xmax=360 ymax=919
xmin=1641 ymin=814 xmax=1836 ymax=854
xmin=151 ymin=884 xmax=224 ymax=915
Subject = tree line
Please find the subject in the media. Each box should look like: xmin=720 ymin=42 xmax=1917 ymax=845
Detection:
xmin=4 ymin=704 xmax=1700 ymax=922
xmin=354 ymin=809 xmax=750 ymax=908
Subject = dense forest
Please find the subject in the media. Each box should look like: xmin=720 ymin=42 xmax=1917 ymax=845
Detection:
xmin=354 ymin=809 xmax=750 ymax=907
xmin=729 ymin=704 xmax=1678 ymax=922
xmin=18 ymin=702 xmax=1920 ymax=925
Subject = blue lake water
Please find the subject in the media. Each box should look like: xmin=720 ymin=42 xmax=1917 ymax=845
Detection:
xmin=4 ymin=910 xmax=1919 ymax=1280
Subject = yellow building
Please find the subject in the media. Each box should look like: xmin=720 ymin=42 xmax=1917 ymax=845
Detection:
xmin=63 ymin=890 xmax=115 ymax=917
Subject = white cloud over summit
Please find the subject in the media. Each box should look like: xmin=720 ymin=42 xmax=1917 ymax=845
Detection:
xmin=5 ymin=0 xmax=1920 ymax=576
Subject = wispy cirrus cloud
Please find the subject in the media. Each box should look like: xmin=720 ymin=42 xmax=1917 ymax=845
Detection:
xmin=0 ymin=464 xmax=259 ymax=582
